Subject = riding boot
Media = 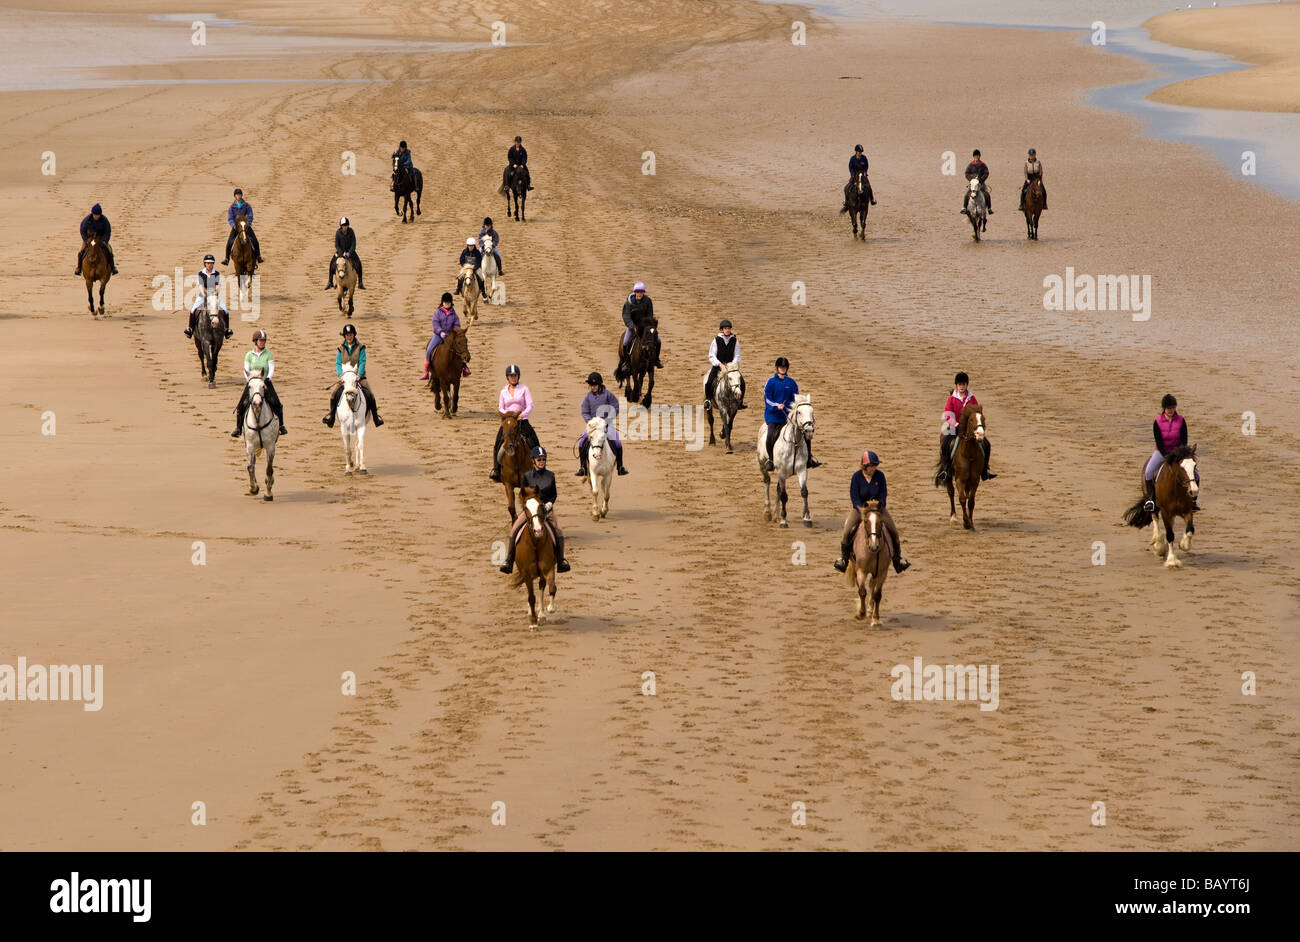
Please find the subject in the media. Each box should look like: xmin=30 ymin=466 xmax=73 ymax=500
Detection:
xmin=354 ymin=256 xmax=365 ymax=289
xmin=477 ymin=275 xmax=487 ymax=297
xmin=104 ymin=245 xmax=118 ymax=275
xmin=455 ymin=276 xmax=463 ymax=296
xmin=833 ymin=540 xmax=852 ymax=573
xmin=360 ymin=386 xmax=383 ymax=427
xmin=325 ymin=256 xmax=336 ymax=289
xmin=499 ymin=531 xmax=519 ymax=573
xmin=251 ymin=232 xmax=264 ymax=264
xmin=494 ymin=253 xmax=503 ymax=276
xmin=574 ymin=451 xmax=589 ymax=477
xmin=490 ymin=428 xmax=503 ymax=480
xmin=613 ymin=441 xmax=629 ymax=475
xmin=980 ymin=439 xmax=997 ymax=480
xmin=554 ymin=532 xmax=570 ymax=572
xmin=805 ymin=446 xmax=822 ymax=469
xmin=322 ymin=384 xmax=343 ymax=428
xmin=74 ymin=247 xmax=84 ymax=275
xmin=276 ymin=409 xmax=288 ymax=436
xmin=230 ymin=391 xmax=248 ymax=437
xmin=1143 ymin=479 xmax=1157 ymax=513
xmin=986 ymin=191 xmax=993 ymax=214
xmin=222 ymin=230 xmax=235 ymax=265
xmin=738 ymin=377 xmax=748 ymax=408
xmin=961 ymin=191 xmax=970 ymax=215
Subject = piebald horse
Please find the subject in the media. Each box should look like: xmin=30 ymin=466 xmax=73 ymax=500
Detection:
xmin=507 ymin=487 xmax=557 ymax=630
xmin=758 ymin=393 xmax=814 ymax=528
xmin=242 ymin=372 xmax=278 ymax=500
xmin=1123 ymin=445 xmax=1199 ymax=568
xmin=846 ymin=499 xmax=892 ymax=626
xmin=584 ymin=416 xmax=616 ymax=521
xmin=338 ymin=362 xmax=369 ymax=475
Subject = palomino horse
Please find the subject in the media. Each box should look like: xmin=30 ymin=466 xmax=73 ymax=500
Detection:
xmin=193 ymin=290 xmax=224 ymax=388
xmin=584 ymin=416 xmax=617 ymax=521
xmin=936 ymin=400 xmax=985 ymax=529
xmin=847 ymin=499 xmax=892 ymax=626
xmin=1021 ymin=177 xmax=1044 ymax=241
xmin=338 ymin=362 xmax=369 ymax=475
xmin=81 ymin=235 xmax=111 ymax=315
xmin=392 ymin=155 xmax=423 ymax=223
xmin=428 ymin=326 xmax=470 ymax=418
xmin=497 ymin=410 xmax=530 ymax=521
xmin=1123 ymin=445 xmax=1199 ymax=568
xmin=242 ymin=372 xmax=279 ymax=500
xmin=335 ymin=255 xmax=358 ymax=318
xmin=459 ymin=262 xmax=483 ymax=323
xmin=478 ymin=234 xmax=501 ymax=303
xmin=758 ymin=393 xmax=814 ymax=528
xmin=508 ymin=487 xmax=557 ymax=630
xmin=706 ymin=362 xmax=744 ymax=453
xmin=615 ymin=320 xmax=657 ymax=407
xmin=504 ymin=165 xmax=528 ymax=222
xmin=966 ymin=178 xmax=987 ymax=242
xmin=231 ymin=215 xmax=257 ymax=305
xmin=842 ymin=169 xmax=872 ymax=240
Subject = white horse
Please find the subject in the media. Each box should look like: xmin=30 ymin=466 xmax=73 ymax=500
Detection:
xmin=242 ymin=371 xmax=279 ymax=500
xmin=585 ymin=416 xmax=616 ymax=520
xmin=339 ymin=363 xmax=369 ymax=475
xmin=705 ymin=361 xmax=745 ymax=453
xmin=966 ymin=178 xmax=987 ymax=242
xmin=460 ymin=261 xmax=482 ymax=323
xmin=478 ymin=234 xmax=502 ymax=303
xmin=757 ymin=394 xmax=814 ymax=528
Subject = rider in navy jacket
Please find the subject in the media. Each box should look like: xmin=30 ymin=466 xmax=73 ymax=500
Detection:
xmin=222 ymin=188 xmax=263 ymax=265
xmin=833 ymin=452 xmax=910 ymax=574
xmin=75 ymin=204 xmax=117 ymax=275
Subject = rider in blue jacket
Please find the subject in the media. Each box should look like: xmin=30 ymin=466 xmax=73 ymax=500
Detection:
xmin=762 ymin=357 xmax=820 ymax=471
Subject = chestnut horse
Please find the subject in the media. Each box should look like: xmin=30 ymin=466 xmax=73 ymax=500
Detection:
xmin=230 ymin=214 xmax=256 ymax=305
xmin=428 ymin=327 xmax=470 ymax=418
xmin=81 ymin=235 xmax=111 ymax=315
xmin=1021 ymin=177 xmax=1044 ymax=241
xmin=496 ymin=410 xmax=531 ymax=521
xmin=846 ymin=499 xmax=892 ymax=626
xmin=935 ymin=401 xmax=985 ymax=529
xmin=508 ymin=487 xmax=557 ymax=630
xmin=1123 ymin=444 xmax=1199 ymax=568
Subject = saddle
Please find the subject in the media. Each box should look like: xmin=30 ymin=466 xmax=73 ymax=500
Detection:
xmin=513 ymin=518 xmax=558 ymax=547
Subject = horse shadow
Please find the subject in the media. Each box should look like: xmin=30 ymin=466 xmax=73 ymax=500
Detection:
xmin=876 ymin=612 xmax=953 ymax=633
xmin=541 ymin=613 xmax=628 ymax=634
xmin=266 ymin=490 xmax=338 ymax=503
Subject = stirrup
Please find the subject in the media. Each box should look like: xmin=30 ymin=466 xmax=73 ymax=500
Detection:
xmin=556 ymin=560 xmax=571 ymax=572
xmin=499 ymin=562 xmax=513 ymax=574
xmin=832 ymin=558 xmax=848 ymax=573
xmin=1142 ymin=500 xmax=1155 ymax=512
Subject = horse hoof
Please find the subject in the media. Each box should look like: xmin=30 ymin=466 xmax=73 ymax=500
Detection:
xmin=359 ymin=469 xmax=368 ymax=475
xmin=264 ymin=494 xmax=274 ymax=502
xmin=249 ymin=487 xmax=259 ymax=495
xmin=764 ymin=510 xmax=772 ymax=522
xmin=779 ymin=521 xmax=788 ymax=529
xmin=871 ymin=619 xmax=882 ymax=629
xmin=855 ymin=610 xmax=866 ymax=621
xmin=345 ymin=470 xmax=352 ymax=476
xmin=803 ymin=519 xmax=812 ymax=527
xmin=1165 ymin=558 xmax=1181 ymax=569
xmin=208 ymin=381 xmax=216 ymax=389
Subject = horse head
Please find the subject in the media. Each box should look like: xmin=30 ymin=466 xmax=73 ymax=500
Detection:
xmin=863 ymin=499 xmax=882 ymax=552
xmin=789 ymin=393 xmax=814 ymax=440
xmin=481 ymin=234 xmax=494 ymax=254
xmin=723 ymin=363 xmax=743 ymax=398
xmin=450 ymin=327 xmax=471 ymax=364
xmin=247 ymin=372 xmax=266 ymax=411
xmin=959 ymin=401 xmax=984 ymax=440
xmin=499 ymin=410 xmax=523 ymax=453
xmin=342 ymin=363 xmax=360 ymax=410
xmin=855 ymin=170 xmax=866 ymax=193
xmin=521 ymin=488 xmax=544 ymax=534
xmin=968 ymin=178 xmax=980 ymax=197
xmin=335 ymin=255 xmax=350 ymax=280
xmin=586 ymin=417 xmax=608 ymax=458
xmin=1172 ymin=444 xmax=1198 ymax=498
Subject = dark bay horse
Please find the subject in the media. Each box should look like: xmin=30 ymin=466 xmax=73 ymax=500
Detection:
xmin=1123 ymin=444 xmax=1199 ymax=568
xmin=81 ymin=235 xmax=111 ymax=315
xmin=614 ymin=320 xmax=657 ymax=407
xmin=392 ymin=155 xmax=423 ymax=223
xmin=429 ymin=327 xmax=470 ymax=418
xmin=497 ymin=410 xmax=530 ymax=521
xmin=504 ymin=164 xmax=528 ymax=222
xmin=935 ymin=401 xmax=986 ymax=529
xmin=846 ymin=499 xmax=892 ymax=626
xmin=508 ymin=486 xmax=557 ymax=630
xmin=1021 ymin=177 xmax=1044 ymax=240
xmin=841 ymin=169 xmax=872 ymax=240
xmin=193 ymin=294 xmax=224 ymax=388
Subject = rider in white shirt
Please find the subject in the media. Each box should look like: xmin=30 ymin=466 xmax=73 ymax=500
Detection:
xmin=185 ymin=254 xmax=233 ymax=339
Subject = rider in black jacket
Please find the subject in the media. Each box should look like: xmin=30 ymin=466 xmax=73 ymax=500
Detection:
xmin=325 ymin=216 xmax=366 ymax=290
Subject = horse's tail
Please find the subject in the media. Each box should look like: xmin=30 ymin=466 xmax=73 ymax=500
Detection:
xmin=1123 ymin=495 xmax=1153 ymax=529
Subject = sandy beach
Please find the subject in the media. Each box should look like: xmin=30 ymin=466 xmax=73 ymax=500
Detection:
xmin=1 ymin=0 xmax=1297 ymax=851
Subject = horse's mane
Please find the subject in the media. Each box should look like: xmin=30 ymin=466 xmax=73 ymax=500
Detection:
xmin=1165 ymin=444 xmax=1196 ymax=465
xmin=236 ymin=213 xmax=249 ymax=222
xmin=957 ymin=401 xmax=982 ymax=433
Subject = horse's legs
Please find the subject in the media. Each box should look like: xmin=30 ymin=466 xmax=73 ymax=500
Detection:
xmin=601 ymin=469 xmax=611 ymax=518
xmin=643 ymin=367 xmax=654 ymax=409
xmin=545 ymin=568 xmax=556 ymax=613
xmin=452 ymin=375 xmax=460 ymax=415
xmin=870 ymin=573 xmax=884 ymax=628
xmin=762 ymin=468 xmax=773 ymax=522
xmin=799 ymin=466 xmax=811 ymax=526
xmin=505 ymin=483 xmax=517 ymax=522
xmin=776 ymin=474 xmax=789 ymax=528
xmin=1180 ymin=513 xmax=1194 ymax=551
xmin=264 ymin=450 xmax=274 ymax=501
xmin=965 ymin=486 xmax=976 ymax=530
xmin=98 ymin=282 xmax=106 ymax=314
xmin=414 ymin=181 xmax=422 ymax=216
xmin=707 ymin=407 xmax=716 ymax=445
xmin=526 ymin=578 xmax=538 ymax=629
xmin=947 ymin=479 xmax=957 ymax=522
xmin=86 ymin=278 xmax=94 ymax=313
xmin=246 ymin=445 xmax=259 ymax=495
xmin=1162 ymin=510 xmax=1179 ymax=567
xmin=520 ymin=191 xmax=526 ymax=223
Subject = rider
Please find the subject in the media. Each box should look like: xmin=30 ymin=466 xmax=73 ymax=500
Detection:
xmin=185 ymin=254 xmax=234 ymax=339
xmin=620 ymin=281 xmax=664 ymax=370
xmin=704 ymin=319 xmax=747 ymax=411
xmin=323 ymin=323 xmax=385 ymax=429
xmin=230 ymin=329 xmax=287 ymax=437
xmin=74 ymin=203 xmax=118 ymax=276
xmin=575 ymin=371 xmax=628 ymax=477
xmin=936 ymin=371 xmax=996 ymax=482
xmin=1020 ymin=147 xmax=1046 ymax=211
xmin=499 ymin=446 xmax=571 ymax=574
xmin=961 ymin=149 xmax=993 ymax=216
xmin=832 ymin=450 xmax=912 ymax=575
xmin=478 ymin=217 xmax=503 ymax=275
xmin=762 ymin=357 xmax=821 ymax=471
xmin=491 ymin=364 xmax=540 ymax=482
xmin=1143 ymin=393 xmax=1199 ymax=512
xmin=325 ymin=216 xmax=367 ymax=290
xmin=420 ymin=292 xmax=470 ymax=380
xmin=392 ymin=140 xmax=414 ymax=190
xmin=221 ymin=188 xmax=264 ymax=265
xmin=500 ymin=135 xmax=533 ymax=193
xmin=840 ymin=144 xmax=877 ymax=213
xmin=456 ymin=237 xmax=487 ymax=299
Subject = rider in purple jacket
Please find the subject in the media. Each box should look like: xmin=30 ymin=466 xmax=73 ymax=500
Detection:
xmin=420 ymin=293 xmax=470 ymax=379
xmin=574 ymin=371 xmax=628 ymax=477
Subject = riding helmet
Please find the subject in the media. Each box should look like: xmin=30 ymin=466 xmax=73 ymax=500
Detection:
xmin=632 ymin=281 xmax=646 ymax=293
xmin=91 ymin=203 xmax=102 ymax=215
xmin=719 ymin=319 xmax=732 ymax=329
xmin=252 ymin=329 xmax=267 ymax=341
xmin=483 ymin=217 xmax=493 ymax=226
xmin=972 ymin=149 xmax=981 ymax=157
xmin=203 ymin=253 xmax=216 ymax=264
xmin=1028 ymin=147 xmax=1036 ymax=155
xmin=1161 ymin=393 xmax=1177 ymax=409
xmin=514 ymin=136 xmax=522 ymax=143
xmin=855 ymin=144 xmax=864 ymax=153
xmin=774 ymin=356 xmax=790 ymax=369
xmin=531 ymin=446 xmax=547 ymax=459
xmin=467 ymin=237 xmax=477 ymax=246
xmin=506 ymin=364 xmax=521 ymax=377
xmin=441 ymin=292 xmax=454 ymax=304
xmin=861 ymin=450 xmax=880 ymax=466
xmin=342 ymin=324 xmax=357 ymax=337
xmin=586 ymin=371 xmax=603 ymax=385
xmin=399 ymin=140 xmax=407 ymax=148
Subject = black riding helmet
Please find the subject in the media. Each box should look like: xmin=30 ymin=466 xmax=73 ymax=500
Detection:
xmin=441 ymin=292 xmax=454 ymax=304
xmin=719 ymin=319 xmax=732 ymax=329
xmin=586 ymin=371 xmax=603 ymax=385
xmin=531 ymin=446 xmax=547 ymax=459
xmin=203 ymin=253 xmax=216 ymax=264
xmin=483 ymin=217 xmax=493 ymax=227
xmin=506 ymin=364 xmax=521 ymax=377
xmin=855 ymin=144 xmax=864 ymax=153
xmin=342 ymin=324 xmax=357 ymax=337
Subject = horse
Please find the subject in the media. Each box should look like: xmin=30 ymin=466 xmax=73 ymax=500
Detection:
xmin=584 ymin=416 xmax=617 ymax=521
xmin=459 ymin=262 xmax=483 ymax=324
xmin=81 ymin=235 xmax=111 ymax=315
xmin=935 ymin=401 xmax=985 ymax=529
xmin=497 ymin=410 xmax=530 ymax=521
xmin=846 ymin=499 xmax=892 ymax=626
xmin=966 ymin=178 xmax=987 ymax=242
xmin=335 ymin=255 xmax=358 ymax=318
xmin=392 ymin=154 xmax=423 ymax=223
xmin=614 ymin=320 xmax=657 ymax=407
xmin=504 ymin=164 xmax=528 ymax=222
xmin=1021 ymin=177 xmax=1044 ymax=241
xmin=706 ymin=361 xmax=744 ymax=453
xmin=230 ymin=214 xmax=257 ymax=305
xmin=242 ymin=372 xmax=279 ymax=501
xmin=508 ymin=487 xmax=557 ymax=630
xmin=193 ymin=290 xmax=224 ymax=388
xmin=428 ymin=326 xmax=470 ymax=418
xmin=338 ymin=362 xmax=369 ymax=475
xmin=478 ymin=234 xmax=501 ymax=303
xmin=841 ymin=169 xmax=872 ymax=240
xmin=758 ymin=393 xmax=814 ymax=528
xmin=1122 ymin=445 xmax=1199 ymax=568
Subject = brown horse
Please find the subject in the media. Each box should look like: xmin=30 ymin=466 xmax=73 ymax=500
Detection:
xmin=230 ymin=214 xmax=257 ymax=305
xmin=1123 ymin=444 xmax=1199 ymax=568
xmin=846 ymin=499 xmax=892 ymax=626
xmin=508 ymin=486 xmax=557 ymax=629
xmin=1021 ymin=177 xmax=1044 ymax=241
xmin=428 ymin=327 xmax=470 ymax=418
xmin=935 ymin=401 xmax=986 ymax=529
xmin=615 ymin=320 xmax=657 ymax=407
xmin=81 ymin=235 xmax=111 ymax=315
xmin=841 ymin=169 xmax=872 ymax=241
xmin=497 ymin=410 xmax=530 ymax=521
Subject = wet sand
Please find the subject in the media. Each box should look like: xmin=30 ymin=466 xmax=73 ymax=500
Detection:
xmin=1 ymin=0 xmax=1297 ymax=850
